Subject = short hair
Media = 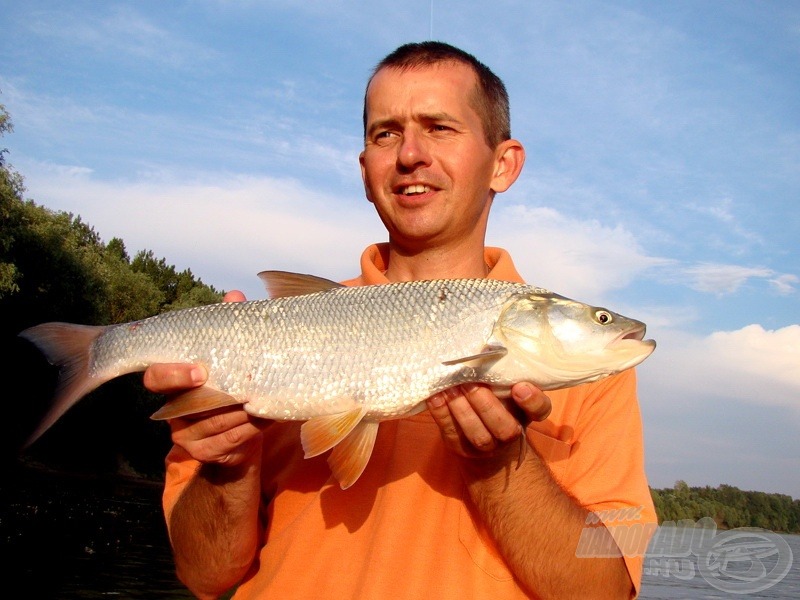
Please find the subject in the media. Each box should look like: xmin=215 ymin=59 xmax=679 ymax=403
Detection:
xmin=363 ymin=41 xmax=511 ymax=148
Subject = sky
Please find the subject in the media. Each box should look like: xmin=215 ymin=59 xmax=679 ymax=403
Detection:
xmin=1 ymin=0 xmax=798 ymax=498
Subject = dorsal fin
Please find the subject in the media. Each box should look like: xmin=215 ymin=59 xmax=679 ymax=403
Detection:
xmin=257 ymin=270 xmax=344 ymax=299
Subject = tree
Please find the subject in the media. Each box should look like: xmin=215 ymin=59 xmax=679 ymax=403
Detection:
xmin=650 ymin=483 xmax=799 ymax=533
xmin=0 ymin=104 xmax=222 ymax=476
xmin=0 ymin=102 xmax=24 ymax=298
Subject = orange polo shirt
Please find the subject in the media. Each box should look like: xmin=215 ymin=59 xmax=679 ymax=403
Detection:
xmin=163 ymin=244 xmax=656 ymax=598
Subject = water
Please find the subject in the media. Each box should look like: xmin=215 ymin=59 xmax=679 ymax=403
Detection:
xmin=1 ymin=465 xmax=193 ymax=598
xmin=639 ymin=522 xmax=798 ymax=599
xmin=2 ymin=465 xmax=798 ymax=599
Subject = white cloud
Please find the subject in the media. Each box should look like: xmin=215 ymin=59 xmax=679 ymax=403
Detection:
xmin=22 ymin=163 xmax=386 ymax=299
xmin=22 ymin=163 xmax=675 ymax=304
xmin=488 ymin=203 xmax=669 ymax=301
xmin=770 ymin=273 xmax=799 ymax=295
xmin=0 ymin=79 xmax=114 ymax=136
xmin=706 ymin=324 xmax=800 ymax=393
xmin=683 ymin=262 xmax=775 ymax=295
xmin=638 ymin=323 xmax=800 ymax=412
xmin=638 ymin=322 xmax=800 ymax=495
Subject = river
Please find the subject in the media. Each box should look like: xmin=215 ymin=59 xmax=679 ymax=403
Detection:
xmin=2 ymin=465 xmax=797 ymax=598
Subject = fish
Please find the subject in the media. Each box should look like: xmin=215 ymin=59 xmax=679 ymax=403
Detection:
xmin=19 ymin=271 xmax=656 ymax=489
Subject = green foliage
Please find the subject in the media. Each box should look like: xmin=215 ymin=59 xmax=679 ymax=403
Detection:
xmin=651 ymin=481 xmax=800 ymax=533
xmin=0 ymin=188 xmax=222 ymax=333
xmin=0 ymin=103 xmax=23 ymax=298
xmin=0 ymin=104 xmax=224 ymax=476
xmin=130 ymin=249 xmax=220 ymax=311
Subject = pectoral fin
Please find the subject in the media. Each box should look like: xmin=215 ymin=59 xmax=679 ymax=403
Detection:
xmin=150 ymin=386 xmax=241 ymax=420
xmin=300 ymin=406 xmax=368 ymax=458
xmin=328 ymin=421 xmax=379 ymax=490
xmin=442 ymin=344 xmax=508 ymax=366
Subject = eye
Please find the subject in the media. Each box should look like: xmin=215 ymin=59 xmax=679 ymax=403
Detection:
xmin=432 ymin=124 xmax=457 ymax=135
xmin=595 ymin=310 xmax=613 ymax=325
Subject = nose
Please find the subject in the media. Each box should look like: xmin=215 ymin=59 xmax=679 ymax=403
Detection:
xmin=396 ymin=129 xmax=431 ymax=172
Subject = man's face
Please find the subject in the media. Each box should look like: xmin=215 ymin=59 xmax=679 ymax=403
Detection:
xmin=359 ymin=62 xmax=504 ymax=252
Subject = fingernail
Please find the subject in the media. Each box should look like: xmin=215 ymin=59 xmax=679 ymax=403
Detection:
xmin=190 ymin=366 xmax=205 ymax=385
xmin=427 ymin=394 xmax=445 ymax=409
xmin=515 ymin=384 xmax=532 ymax=401
xmin=461 ymin=383 xmax=480 ymax=394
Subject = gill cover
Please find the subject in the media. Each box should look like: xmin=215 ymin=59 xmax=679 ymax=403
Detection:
xmin=490 ymin=292 xmax=629 ymax=390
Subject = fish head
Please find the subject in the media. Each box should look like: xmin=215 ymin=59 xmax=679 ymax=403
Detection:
xmin=493 ymin=292 xmax=656 ymax=390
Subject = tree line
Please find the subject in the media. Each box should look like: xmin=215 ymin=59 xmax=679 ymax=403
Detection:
xmin=2 ymin=104 xmax=797 ymax=533
xmin=1 ymin=103 xmax=222 ymax=476
xmin=651 ymin=480 xmax=800 ymax=534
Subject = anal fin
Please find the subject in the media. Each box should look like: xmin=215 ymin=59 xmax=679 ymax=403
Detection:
xmin=328 ymin=421 xmax=379 ymax=490
xmin=300 ymin=406 xmax=368 ymax=459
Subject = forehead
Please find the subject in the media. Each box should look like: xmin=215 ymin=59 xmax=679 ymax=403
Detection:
xmin=365 ymin=62 xmax=479 ymax=121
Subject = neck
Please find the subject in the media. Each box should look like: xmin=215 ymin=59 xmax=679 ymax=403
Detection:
xmin=383 ymin=238 xmax=489 ymax=282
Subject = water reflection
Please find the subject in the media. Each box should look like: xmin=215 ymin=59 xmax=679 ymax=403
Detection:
xmin=4 ymin=464 xmax=797 ymax=599
xmin=1 ymin=464 xmax=193 ymax=599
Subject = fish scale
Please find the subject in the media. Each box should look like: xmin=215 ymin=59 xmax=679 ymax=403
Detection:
xmin=19 ymin=271 xmax=655 ymax=488
xmin=89 ymin=279 xmax=505 ymax=420
xmin=224 ymin=278 xmax=508 ymax=419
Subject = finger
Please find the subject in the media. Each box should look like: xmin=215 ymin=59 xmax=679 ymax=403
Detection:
xmin=460 ymin=384 xmax=523 ymax=444
xmin=174 ymin=405 xmax=251 ymax=435
xmin=428 ymin=387 xmax=491 ymax=457
xmin=444 ymin=385 xmax=505 ymax=452
xmin=170 ymin=408 xmax=265 ymax=464
xmin=179 ymin=423 xmax=262 ymax=465
xmin=223 ymin=290 xmax=246 ymax=302
xmin=143 ymin=363 xmax=207 ymax=394
xmin=426 ymin=388 xmax=465 ymax=444
xmin=511 ymin=382 xmax=552 ymax=423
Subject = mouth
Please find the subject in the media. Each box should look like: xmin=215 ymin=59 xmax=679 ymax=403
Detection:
xmin=395 ymin=184 xmax=433 ymax=196
xmin=623 ymin=325 xmax=646 ymax=342
xmin=609 ymin=325 xmax=656 ymax=351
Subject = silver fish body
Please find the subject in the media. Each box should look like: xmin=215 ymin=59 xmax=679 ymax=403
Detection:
xmin=20 ymin=271 xmax=656 ymax=488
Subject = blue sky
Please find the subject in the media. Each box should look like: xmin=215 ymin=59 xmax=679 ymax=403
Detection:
xmin=2 ymin=1 xmax=798 ymax=497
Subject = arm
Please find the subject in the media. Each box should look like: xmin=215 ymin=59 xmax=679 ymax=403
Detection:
xmin=427 ymin=383 xmax=633 ymax=599
xmin=145 ymin=291 xmax=267 ymax=599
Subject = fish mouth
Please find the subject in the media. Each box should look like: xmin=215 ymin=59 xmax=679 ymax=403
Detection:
xmin=608 ymin=325 xmax=656 ymax=351
xmin=623 ymin=325 xmax=646 ymax=342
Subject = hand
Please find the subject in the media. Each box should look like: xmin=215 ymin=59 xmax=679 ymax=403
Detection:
xmin=426 ymin=382 xmax=551 ymax=461
xmin=143 ymin=289 xmax=266 ymax=466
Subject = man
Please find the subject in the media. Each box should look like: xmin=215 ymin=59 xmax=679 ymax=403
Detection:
xmin=144 ymin=41 xmax=656 ymax=599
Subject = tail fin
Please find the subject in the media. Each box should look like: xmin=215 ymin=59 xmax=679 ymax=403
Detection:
xmin=18 ymin=322 xmax=108 ymax=447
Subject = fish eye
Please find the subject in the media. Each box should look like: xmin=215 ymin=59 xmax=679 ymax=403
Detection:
xmin=595 ymin=310 xmax=613 ymax=325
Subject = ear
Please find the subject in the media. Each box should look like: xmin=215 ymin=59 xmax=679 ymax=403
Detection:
xmin=490 ymin=139 xmax=526 ymax=194
xmin=359 ymin=150 xmax=374 ymax=203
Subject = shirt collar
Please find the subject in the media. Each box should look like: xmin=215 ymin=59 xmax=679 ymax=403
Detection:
xmin=341 ymin=243 xmax=525 ymax=286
